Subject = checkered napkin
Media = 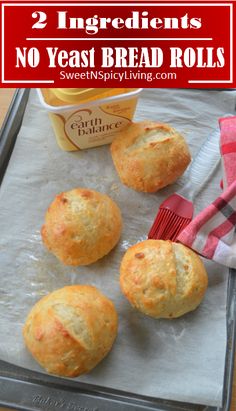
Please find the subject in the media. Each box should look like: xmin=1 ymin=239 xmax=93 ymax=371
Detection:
xmin=177 ymin=116 xmax=236 ymax=269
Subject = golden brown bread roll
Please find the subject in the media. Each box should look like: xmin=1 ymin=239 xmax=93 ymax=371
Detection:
xmin=41 ymin=188 xmax=122 ymax=266
xmin=120 ymin=240 xmax=208 ymax=319
xmin=23 ymin=285 xmax=118 ymax=377
xmin=110 ymin=121 xmax=191 ymax=193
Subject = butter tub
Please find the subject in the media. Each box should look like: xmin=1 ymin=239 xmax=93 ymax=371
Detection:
xmin=37 ymin=88 xmax=142 ymax=151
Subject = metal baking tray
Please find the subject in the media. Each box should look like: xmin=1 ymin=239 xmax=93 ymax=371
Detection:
xmin=0 ymin=89 xmax=235 ymax=411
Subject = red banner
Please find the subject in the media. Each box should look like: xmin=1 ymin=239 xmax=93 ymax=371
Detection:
xmin=0 ymin=1 xmax=235 ymax=88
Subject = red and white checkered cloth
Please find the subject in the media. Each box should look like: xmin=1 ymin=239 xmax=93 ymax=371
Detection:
xmin=178 ymin=116 xmax=236 ymax=269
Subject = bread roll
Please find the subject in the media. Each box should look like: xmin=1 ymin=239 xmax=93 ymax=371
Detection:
xmin=120 ymin=240 xmax=208 ymax=318
xmin=41 ymin=188 xmax=122 ymax=266
xmin=23 ymin=285 xmax=118 ymax=377
xmin=110 ymin=121 xmax=191 ymax=193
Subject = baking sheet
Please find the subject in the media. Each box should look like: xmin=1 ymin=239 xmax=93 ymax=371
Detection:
xmin=0 ymin=89 xmax=235 ymax=407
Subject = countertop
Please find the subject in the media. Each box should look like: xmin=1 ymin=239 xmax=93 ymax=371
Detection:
xmin=0 ymin=88 xmax=235 ymax=411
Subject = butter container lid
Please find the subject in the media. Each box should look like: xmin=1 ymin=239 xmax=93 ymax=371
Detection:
xmin=52 ymin=88 xmax=115 ymax=104
xmin=37 ymin=88 xmax=142 ymax=112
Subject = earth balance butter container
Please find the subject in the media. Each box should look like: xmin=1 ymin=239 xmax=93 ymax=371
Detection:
xmin=37 ymin=88 xmax=142 ymax=151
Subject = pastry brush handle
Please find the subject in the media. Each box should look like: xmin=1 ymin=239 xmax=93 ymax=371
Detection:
xmin=179 ymin=126 xmax=221 ymax=200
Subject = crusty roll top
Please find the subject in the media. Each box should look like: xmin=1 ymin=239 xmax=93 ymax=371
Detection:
xmin=120 ymin=240 xmax=208 ymax=319
xmin=111 ymin=121 xmax=191 ymax=193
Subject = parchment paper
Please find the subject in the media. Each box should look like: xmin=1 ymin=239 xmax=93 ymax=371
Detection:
xmin=0 ymin=89 xmax=235 ymax=407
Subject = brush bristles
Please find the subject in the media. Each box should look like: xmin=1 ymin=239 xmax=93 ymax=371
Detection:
xmin=148 ymin=209 xmax=191 ymax=242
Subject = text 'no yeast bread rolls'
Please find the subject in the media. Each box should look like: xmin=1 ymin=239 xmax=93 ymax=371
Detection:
xmin=111 ymin=121 xmax=191 ymax=193
xmin=23 ymin=285 xmax=118 ymax=377
xmin=120 ymin=240 xmax=208 ymax=319
xmin=41 ymin=188 xmax=122 ymax=266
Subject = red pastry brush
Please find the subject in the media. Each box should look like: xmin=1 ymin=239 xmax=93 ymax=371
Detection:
xmin=148 ymin=126 xmax=221 ymax=241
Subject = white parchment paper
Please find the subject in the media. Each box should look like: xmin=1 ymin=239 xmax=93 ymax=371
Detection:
xmin=0 ymin=89 xmax=235 ymax=407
